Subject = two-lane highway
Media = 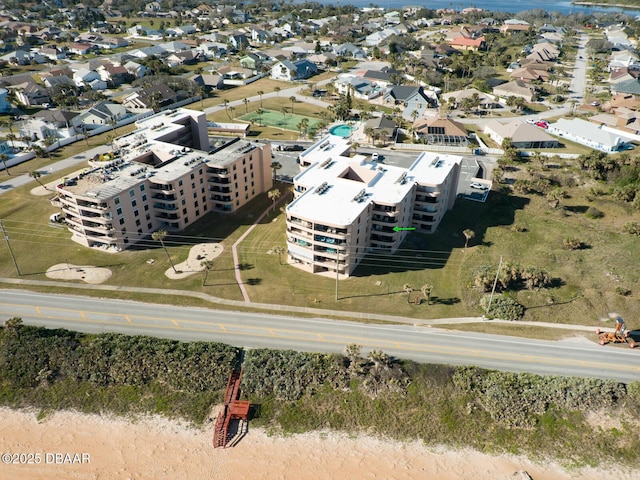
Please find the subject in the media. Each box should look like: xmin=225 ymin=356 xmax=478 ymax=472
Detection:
xmin=1 ymin=290 xmax=639 ymax=383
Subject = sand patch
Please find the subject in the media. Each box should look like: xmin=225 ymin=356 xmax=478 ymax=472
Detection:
xmin=0 ymin=407 xmax=631 ymax=480
xmin=46 ymin=263 xmax=112 ymax=284
xmin=165 ymin=242 xmax=224 ymax=280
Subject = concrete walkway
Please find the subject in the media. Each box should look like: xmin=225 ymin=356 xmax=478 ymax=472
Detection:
xmin=0 ymin=275 xmax=609 ymax=333
xmin=232 ymin=191 xmax=290 ymax=303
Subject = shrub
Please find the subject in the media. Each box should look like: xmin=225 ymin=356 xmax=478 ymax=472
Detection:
xmin=511 ymin=223 xmax=527 ymax=232
xmin=585 ymin=207 xmax=604 ymax=219
xmin=479 ymin=294 xmax=524 ymax=321
xmin=562 ymin=237 xmax=582 ymax=250
xmin=622 ymin=221 xmax=640 ymax=236
xmin=615 ymin=286 xmax=631 ymax=296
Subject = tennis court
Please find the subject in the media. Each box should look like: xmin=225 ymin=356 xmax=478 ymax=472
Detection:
xmin=239 ymin=109 xmax=321 ymax=134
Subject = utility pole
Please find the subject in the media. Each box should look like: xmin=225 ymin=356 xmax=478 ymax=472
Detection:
xmin=0 ymin=220 xmax=20 ymax=276
xmin=486 ymin=255 xmax=503 ymax=318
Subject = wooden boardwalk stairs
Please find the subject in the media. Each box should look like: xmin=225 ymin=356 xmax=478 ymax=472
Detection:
xmin=212 ymin=370 xmax=250 ymax=448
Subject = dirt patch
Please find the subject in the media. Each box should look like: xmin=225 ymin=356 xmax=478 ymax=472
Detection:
xmin=46 ymin=264 xmax=112 ymax=284
xmin=165 ymin=243 xmax=224 ymax=280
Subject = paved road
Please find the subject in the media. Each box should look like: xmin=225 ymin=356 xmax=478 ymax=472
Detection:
xmin=2 ymin=290 xmax=639 ymax=383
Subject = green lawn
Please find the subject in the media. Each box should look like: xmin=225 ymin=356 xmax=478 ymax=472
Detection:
xmin=239 ymin=109 xmax=321 ymax=134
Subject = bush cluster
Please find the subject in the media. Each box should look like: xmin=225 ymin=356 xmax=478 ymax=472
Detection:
xmin=479 ymin=294 xmax=524 ymax=320
xmin=453 ymin=367 xmax=627 ymax=428
xmin=473 ymin=263 xmax=552 ymax=292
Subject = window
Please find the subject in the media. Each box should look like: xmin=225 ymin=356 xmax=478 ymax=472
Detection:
xmin=131 ymin=200 xmax=137 ymax=207
xmin=190 ymin=173 xmax=194 ymax=180
xmin=135 ymin=219 xmax=141 ymax=226
xmin=144 ymin=204 xmax=149 ymax=211
xmin=199 ymin=178 xmax=203 ymax=184
xmin=137 ymin=228 xmax=142 ymax=234
xmin=119 ymin=218 xmax=125 ymax=225
xmin=199 ymin=168 xmax=203 ymax=175
xmin=181 ymin=199 xmax=186 ymax=205
xmin=184 ymin=217 xmax=189 ymax=224
xmin=116 ymin=207 xmax=122 ymax=216
xmin=193 ymin=191 xmax=197 ymax=198
xmin=179 ymin=189 xmax=184 ymax=196
xmin=191 ymin=183 xmax=195 ymax=189
xmin=114 ymin=196 xmax=120 ymax=205
xmin=195 ymin=210 xmax=200 ymax=217
xmin=129 ymin=189 xmax=135 ymax=197
xmin=146 ymin=213 xmax=151 ymax=220
xmin=139 ymin=185 xmax=145 ymax=192
xmin=134 ymin=210 xmax=139 ymax=217
xmin=147 ymin=223 xmax=152 ymax=229
xmin=178 ymin=180 xmax=183 ymax=186
xmin=183 ymin=208 xmax=187 ymax=214
xmin=141 ymin=194 xmax=147 ymax=202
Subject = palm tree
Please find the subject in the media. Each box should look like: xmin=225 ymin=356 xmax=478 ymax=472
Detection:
xmin=197 ymin=86 xmax=206 ymax=109
xmin=243 ymin=97 xmax=249 ymax=115
xmin=109 ymin=116 xmax=118 ymax=134
xmin=31 ymin=145 xmax=49 ymax=160
xmin=0 ymin=153 xmax=10 ymax=176
xmin=421 ymin=283 xmax=433 ymax=305
xmin=257 ymin=90 xmax=264 ymax=108
xmin=403 ymin=283 xmax=413 ymax=304
xmin=463 ymin=229 xmax=475 ymax=249
xmin=228 ymin=106 xmax=236 ymax=121
xmin=270 ymin=161 xmax=282 ymax=182
xmin=29 ymin=170 xmax=49 ymax=190
xmin=200 ymin=259 xmax=213 ymax=286
xmin=268 ymin=188 xmax=281 ymax=212
xmin=43 ymin=136 xmax=57 ymax=155
xmin=364 ymin=127 xmax=375 ymax=145
xmin=6 ymin=133 xmax=16 ymax=149
xmin=274 ymin=86 xmax=281 ymax=97
xmin=281 ymin=106 xmax=288 ymax=125
xmin=289 ymin=95 xmax=296 ymax=114
xmin=82 ymin=128 xmax=90 ymax=146
xmin=152 ymin=229 xmax=178 ymax=273
xmin=256 ymin=108 xmax=264 ymax=126
xmin=273 ymin=246 xmax=285 ymax=265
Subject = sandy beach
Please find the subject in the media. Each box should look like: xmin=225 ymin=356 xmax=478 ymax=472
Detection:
xmin=0 ymin=408 xmax=630 ymax=480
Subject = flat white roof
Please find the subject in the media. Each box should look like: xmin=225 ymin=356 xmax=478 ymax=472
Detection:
xmin=289 ymin=144 xmax=461 ymax=226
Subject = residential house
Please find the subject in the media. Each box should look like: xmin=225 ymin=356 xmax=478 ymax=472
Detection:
xmin=43 ymin=75 xmax=75 ymax=89
xmin=165 ymin=50 xmax=198 ymax=68
xmin=493 ymin=80 xmax=537 ymax=102
xmin=333 ymin=43 xmax=366 ymax=59
xmin=509 ymin=66 xmax=550 ymax=83
xmin=75 ymin=100 xmax=128 ymax=130
xmin=240 ymin=53 xmax=263 ymax=70
xmin=362 ymin=69 xmax=402 ymax=88
xmin=97 ymin=63 xmax=131 ymax=86
xmin=159 ymin=41 xmax=191 ymax=53
xmin=188 ymin=73 xmax=224 ymax=92
xmin=68 ymin=43 xmax=94 ymax=55
xmin=95 ymin=36 xmax=129 ymax=50
xmin=450 ymin=35 xmax=485 ymax=51
xmin=500 ymin=19 xmax=531 ymax=35
xmin=484 ymin=119 xmax=559 ymax=149
xmin=1 ymin=49 xmax=45 ymax=65
xmin=13 ymin=81 xmax=50 ymax=107
xmin=413 ymin=118 xmax=468 ymax=145
xmin=382 ymin=86 xmax=435 ymax=120
xmin=20 ymin=109 xmax=80 ymax=142
xmin=228 ymin=34 xmax=250 ymax=50
xmin=122 ymin=84 xmax=178 ymax=110
xmin=124 ymin=61 xmax=148 ymax=78
xmin=547 ymin=118 xmax=629 ymax=152
xmin=442 ymin=88 xmax=499 ymax=110
xmin=611 ymin=78 xmax=640 ymax=96
xmin=333 ymin=75 xmax=381 ymax=100
xmin=270 ymin=59 xmax=317 ymax=81
xmin=73 ymin=67 xmax=104 ymax=89
xmin=364 ymin=115 xmax=397 ymax=143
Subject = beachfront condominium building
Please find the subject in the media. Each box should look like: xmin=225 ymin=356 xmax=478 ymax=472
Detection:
xmin=55 ymin=108 xmax=272 ymax=250
xmin=286 ymin=135 xmax=462 ymax=278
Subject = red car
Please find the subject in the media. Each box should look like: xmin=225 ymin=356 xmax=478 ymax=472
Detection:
xmin=534 ymin=121 xmax=548 ymax=129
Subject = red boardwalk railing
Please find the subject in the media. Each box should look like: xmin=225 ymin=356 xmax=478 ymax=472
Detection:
xmin=213 ymin=370 xmax=250 ymax=448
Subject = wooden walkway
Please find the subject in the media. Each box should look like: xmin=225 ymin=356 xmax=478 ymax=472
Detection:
xmin=213 ymin=370 xmax=250 ymax=448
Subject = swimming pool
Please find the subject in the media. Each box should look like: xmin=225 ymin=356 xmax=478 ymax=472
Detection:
xmin=329 ymin=124 xmax=353 ymax=138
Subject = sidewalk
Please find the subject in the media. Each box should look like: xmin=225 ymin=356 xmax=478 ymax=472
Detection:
xmin=0 ymin=276 xmax=604 ymax=333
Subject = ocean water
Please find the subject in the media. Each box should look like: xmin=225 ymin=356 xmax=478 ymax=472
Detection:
xmin=314 ymin=0 xmax=640 ymax=16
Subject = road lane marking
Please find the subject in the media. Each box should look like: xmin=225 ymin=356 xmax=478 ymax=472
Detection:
xmin=124 ymin=315 xmax=131 ymax=324
xmin=172 ymin=319 xmax=180 ymax=328
xmin=35 ymin=307 xmax=41 ymax=316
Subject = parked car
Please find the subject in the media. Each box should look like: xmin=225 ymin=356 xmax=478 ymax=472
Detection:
xmin=534 ymin=121 xmax=549 ymax=129
xmin=470 ymin=182 xmax=489 ymax=191
xmin=371 ymin=153 xmax=379 ymax=161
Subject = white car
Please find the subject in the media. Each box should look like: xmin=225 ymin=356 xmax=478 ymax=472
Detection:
xmin=371 ymin=153 xmax=379 ymax=161
xmin=470 ymin=182 xmax=488 ymax=191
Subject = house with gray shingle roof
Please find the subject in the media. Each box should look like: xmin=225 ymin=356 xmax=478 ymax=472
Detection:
xmin=270 ymin=59 xmax=317 ymax=81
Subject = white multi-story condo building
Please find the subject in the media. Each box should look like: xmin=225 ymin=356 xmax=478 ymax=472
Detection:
xmin=286 ymin=135 xmax=462 ymax=278
xmin=55 ymin=108 xmax=272 ymax=250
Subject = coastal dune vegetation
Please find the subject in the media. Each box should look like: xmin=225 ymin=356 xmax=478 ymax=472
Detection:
xmin=2 ymin=319 xmax=639 ymax=468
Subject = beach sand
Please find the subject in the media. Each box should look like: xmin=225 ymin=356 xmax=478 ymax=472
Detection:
xmin=0 ymin=408 xmax=629 ymax=480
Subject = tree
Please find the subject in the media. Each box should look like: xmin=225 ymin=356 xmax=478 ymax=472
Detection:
xmin=273 ymin=246 xmax=285 ymax=265
xmin=463 ymin=229 xmax=475 ymax=248
xmin=274 ymin=86 xmax=281 ymax=97
xmin=152 ymin=229 xmax=178 ymax=273
xmin=256 ymin=108 xmax=264 ymax=126
xmin=270 ymin=161 xmax=282 ymax=182
xmin=289 ymin=95 xmax=296 ymax=114
xmin=0 ymin=153 xmax=10 ymax=176
xmin=200 ymin=259 xmax=213 ymax=286
xmin=29 ymin=170 xmax=49 ymax=190
xmin=403 ymin=283 xmax=413 ymax=303
xmin=243 ymin=97 xmax=249 ymax=114
xmin=421 ymin=284 xmax=433 ymax=305
xmin=268 ymin=188 xmax=281 ymax=212
xmin=257 ymin=90 xmax=264 ymax=108
xmin=4 ymin=317 xmax=23 ymax=337
xmin=82 ymin=128 xmax=90 ymax=146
